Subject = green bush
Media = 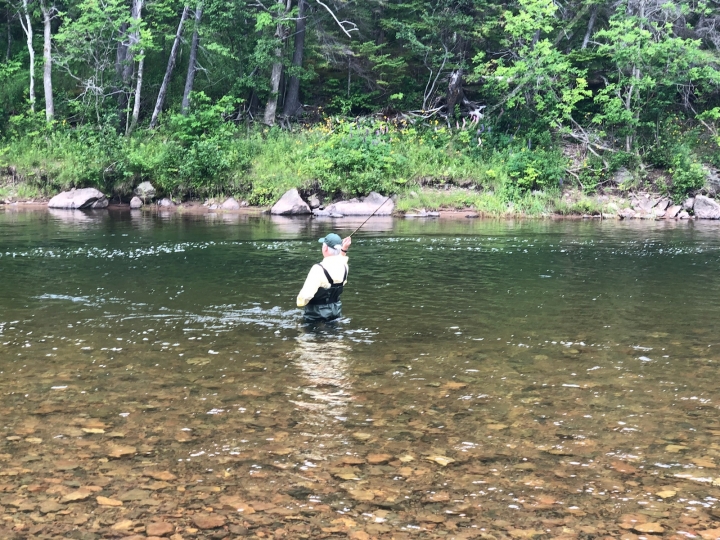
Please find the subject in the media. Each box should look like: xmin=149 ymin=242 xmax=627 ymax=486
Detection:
xmin=668 ymin=151 xmax=706 ymax=202
xmin=300 ymin=119 xmax=407 ymax=197
xmin=502 ymin=148 xmax=566 ymax=200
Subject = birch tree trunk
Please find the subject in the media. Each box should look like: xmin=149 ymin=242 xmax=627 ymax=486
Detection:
xmin=446 ymin=68 xmax=464 ymax=117
xmin=581 ymin=7 xmax=597 ymax=50
xmin=181 ymin=1 xmax=203 ymax=114
xmin=149 ymin=5 xmax=189 ymax=128
xmin=282 ymin=0 xmax=305 ymax=117
xmin=19 ymin=0 xmax=34 ymax=112
xmin=127 ymin=54 xmax=144 ymax=135
xmin=39 ymin=0 xmax=53 ymax=121
xmin=120 ymin=0 xmax=142 ymax=126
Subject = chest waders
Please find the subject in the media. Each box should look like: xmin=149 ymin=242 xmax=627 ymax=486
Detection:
xmin=304 ymin=264 xmax=347 ymax=323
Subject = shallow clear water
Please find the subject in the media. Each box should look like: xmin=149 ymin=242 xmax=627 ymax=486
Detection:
xmin=2 ymin=207 xmax=720 ymax=538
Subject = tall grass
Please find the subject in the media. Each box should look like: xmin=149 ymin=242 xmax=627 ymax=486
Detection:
xmin=1 ymin=115 xmax=581 ymax=215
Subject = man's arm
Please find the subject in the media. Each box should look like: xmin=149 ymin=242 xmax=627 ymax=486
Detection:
xmin=297 ymin=265 xmax=324 ymax=307
xmin=340 ymin=236 xmax=351 ymax=256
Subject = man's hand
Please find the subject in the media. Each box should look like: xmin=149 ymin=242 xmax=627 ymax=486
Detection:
xmin=341 ymin=237 xmax=352 ymax=251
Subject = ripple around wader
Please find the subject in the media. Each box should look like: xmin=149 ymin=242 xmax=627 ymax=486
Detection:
xmin=2 ymin=213 xmax=720 ymax=537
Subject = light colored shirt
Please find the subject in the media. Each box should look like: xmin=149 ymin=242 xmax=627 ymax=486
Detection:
xmin=297 ymin=255 xmax=349 ymax=307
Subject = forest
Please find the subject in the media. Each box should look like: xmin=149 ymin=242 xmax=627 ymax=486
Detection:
xmin=2 ymin=0 xmax=720 ymax=212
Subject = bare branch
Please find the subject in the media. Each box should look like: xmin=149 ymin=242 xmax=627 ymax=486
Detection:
xmin=314 ymin=0 xmax=357 ymax=38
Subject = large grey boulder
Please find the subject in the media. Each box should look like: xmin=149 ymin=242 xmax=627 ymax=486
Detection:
xmin=130 ymin=196 xmax=143 ymax=209
xmin=270 ymin=188 xmax=311 ymax=215
xmin=693 ymin=195 xmax=720 ymax=219
xmin=48 ymin=188 xmax=108 ymax=210
xmin=221 ymin=197 xmax=241 ymax=210
xmin=683 ymin=197 xmax=695 ymax=210
xmin=613 ymin=167 xmax=633 ymax=186
xmin=321 ymin=192 xmax=394 ymax=216
xmin=134 ymin=181 xmax=156 ymax=202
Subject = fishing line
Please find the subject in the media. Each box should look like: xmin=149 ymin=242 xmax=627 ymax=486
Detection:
xmin=348 ymin=195 xmax=392 ymax=238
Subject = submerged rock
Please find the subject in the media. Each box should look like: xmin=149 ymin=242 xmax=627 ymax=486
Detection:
xmin=693 ymin=195 xmax=720 ymax=219
xmin=271 ymin=188 xmax=311 ymax=215
xmin=321 ymin=192 xmax=394 ymax=216
xmin=130 ymin=196 xmax=142 ymax=209
xmin=48 ymin=188 xmax=108 ymax=210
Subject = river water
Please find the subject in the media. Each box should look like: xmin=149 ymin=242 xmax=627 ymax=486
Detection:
xmin=1 ymin=207 xmax=720 ymax=539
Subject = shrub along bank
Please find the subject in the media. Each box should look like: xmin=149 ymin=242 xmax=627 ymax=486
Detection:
xmin=0 ymin=110 xmax=717 ymax=216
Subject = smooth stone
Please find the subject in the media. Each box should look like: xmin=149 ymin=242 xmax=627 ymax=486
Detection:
xmin=158 ymin=198 xmax=174 ymax=207
xmin=220 ymin=197 xmax=240 ymax=210
xmin=192 ymin=514 xmax=226 ymax=529
xmin=118 ymin=488 xmax=151 ymax=502
xmin=683 ymin=197 xmax=695 ymax=210
xmin=130 ymin=196 xmax=143 ymax=209
xmin=271 ymin=188 xmax=311 ymax=215
xmin=309 ymin=194 xmax=321 ymax=209
xmin=48 ymin=188 xmax=108 ymax=210
xmin=654 ymin=198 xmax=670 ymax=212
xmin=321 ymin=191 xmax=394 ymax=216
xmin=679 ymin=210 xmax=690 ymax=219
xmin=693 ymin=195 xmax=720 ymax=219
xmin=146 ymin=521 xmax=175 ymax=536
xmin=618 ymin=208 xmax=636 ymax=219
xmin=665 ymin=205 xmax=681 ymax=218
xmin=39 ymin=500 xmax=64 ymax=514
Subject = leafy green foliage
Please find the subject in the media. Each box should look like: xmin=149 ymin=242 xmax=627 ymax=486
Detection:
xmin=502 ymin=148 xmax=566 ymax=200
xmin=300 ymin=119 xmax=407 ymax=196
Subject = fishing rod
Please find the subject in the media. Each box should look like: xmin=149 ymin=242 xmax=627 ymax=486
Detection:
xmin=348 ymin=195 xmax=392 ymax=237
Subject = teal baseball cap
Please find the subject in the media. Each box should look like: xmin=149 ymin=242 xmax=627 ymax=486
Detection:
xmin=318 ymin=233 xmax=342 ymax=248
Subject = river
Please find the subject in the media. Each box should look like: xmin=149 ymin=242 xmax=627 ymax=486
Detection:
xmin=1 ymin=207 xmax=719 ymax=538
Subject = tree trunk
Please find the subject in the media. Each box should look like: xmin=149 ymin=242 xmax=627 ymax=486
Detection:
xmin=181 ymin=1 xmax=203 ymax=114
xmin=119 ymin=0 xmax=142 ymax=121
xmin=6 ymin=7 xmax=12 ymax=62
xmin=127 ymin=54 xmax=144 ymax=135
xmin=115 ymin=22 xmax=129 ymax=111
xmin=264 ymin=54 xmax=283 ymax=125
xmin=39 ymin=0 xmax=53 ymax=121
xmin=19 ymin=0 xmax=34 ymax=112
xmin=263 ymin=0 xmax=290 ymax=126
xmin=581 ymin=7 xmax=597 ymax=49
xmin=446 ymin=68 xmax=464 ymax=117
xmin=282 ymin=0 xmax=305 ymax=117
xmin=149 ymin=5 xmax=189 ymax=128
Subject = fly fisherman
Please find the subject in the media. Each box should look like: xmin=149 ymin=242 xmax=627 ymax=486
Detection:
xmin=297 ymin=233 xmax=352 ymax=322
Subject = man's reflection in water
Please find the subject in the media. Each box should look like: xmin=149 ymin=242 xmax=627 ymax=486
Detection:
xmin=290 ymin=324 xmax=354 ymax=444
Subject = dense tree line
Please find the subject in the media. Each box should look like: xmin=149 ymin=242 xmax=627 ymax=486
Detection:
xmin=2 ymin=0 xmax=720 ymax=203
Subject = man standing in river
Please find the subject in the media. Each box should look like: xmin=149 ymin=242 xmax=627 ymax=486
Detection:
xmin=297 ymin=233 xmax=352 ymax=322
